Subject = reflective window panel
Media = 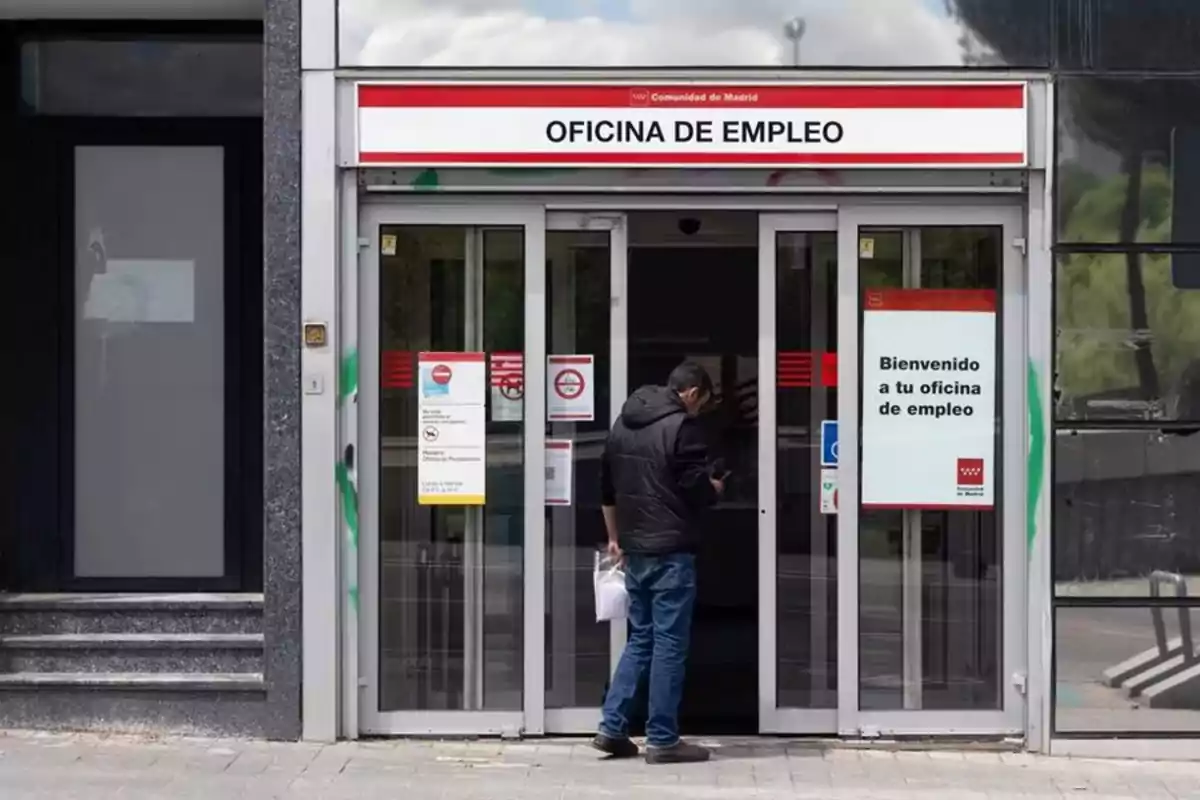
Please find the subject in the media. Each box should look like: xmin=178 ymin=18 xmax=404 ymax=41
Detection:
xmin=775 ymin=231 xmax=838 ymax=710
xmin=1056 ymin=430 xmax=1200 ymax=598
xmin=545 ymin=230 xmax=612 ymax=709
xmin=1057 ymin=0 xmax=1200 ymax=71
xmin=74 ymin=146 xmax=226 ymax=579
xmin=1058 ymin=77 xmax=1200 ymax=246
xmin=339 ymin=0 xmax=1050 ymax=68
xmin=378 ymin=225 xmax=525 ymax=712
xmin=1056 ymin=252 xmax=1200 ymax=423
xmin=857 ymin=227 xmax=1003 ymax=711
xmin=1056 ymin=605 xmax=1200 ymax=734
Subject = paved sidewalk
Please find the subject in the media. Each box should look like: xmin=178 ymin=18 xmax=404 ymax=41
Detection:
xmin=3 ymin=732 xmax=1200 ymax=799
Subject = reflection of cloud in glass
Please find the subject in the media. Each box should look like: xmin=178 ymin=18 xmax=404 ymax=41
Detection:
xmin=339 ymin=0 xmax=979 ymax=67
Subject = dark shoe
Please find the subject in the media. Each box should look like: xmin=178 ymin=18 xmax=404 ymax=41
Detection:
xmin=644 ymin=740 xmax=711 ymax=764
xmin=591 ymin=733 xmax=639 ymax=759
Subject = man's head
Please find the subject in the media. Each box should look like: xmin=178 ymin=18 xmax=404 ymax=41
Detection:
xmin=667 ymin=361 xmax=715 ymax=417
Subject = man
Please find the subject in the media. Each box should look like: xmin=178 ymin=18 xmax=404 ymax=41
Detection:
xmin=592 ymin=362 xmax=725 ymax=765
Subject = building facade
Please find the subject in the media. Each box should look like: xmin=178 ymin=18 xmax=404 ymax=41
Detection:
xmin=2 ymin=0 xmax=1200 ymax=759
xmin=0 ymin=0 xmax=302 ymax=738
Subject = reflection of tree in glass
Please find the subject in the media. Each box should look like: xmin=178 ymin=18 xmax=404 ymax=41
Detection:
xmin=952 ymin=1 xmax=1200 ymax=416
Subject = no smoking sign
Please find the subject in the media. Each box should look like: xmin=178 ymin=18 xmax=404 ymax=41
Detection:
xmin=548 ymin=355 xmax=595 ymax=422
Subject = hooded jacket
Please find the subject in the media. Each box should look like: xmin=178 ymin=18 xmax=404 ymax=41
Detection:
xmin=600 ymin=385 xmax=718 ymax=555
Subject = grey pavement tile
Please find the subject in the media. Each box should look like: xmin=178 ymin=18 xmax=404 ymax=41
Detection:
xmin=1 ymin=734 xmax=1200 ymax=799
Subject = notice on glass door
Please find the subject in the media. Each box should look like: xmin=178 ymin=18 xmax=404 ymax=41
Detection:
xmin=545 ymin=439 xmax=574 ymax=506
xmin=548 ymin=355 xmax=595 ymax=422
xmin=860 ymin=290 xmax=996 ymax=510
xmin=417 ymin=352 xmax=487 ymax=505
xmin=489 ymin=351 xmax=524 ymax=422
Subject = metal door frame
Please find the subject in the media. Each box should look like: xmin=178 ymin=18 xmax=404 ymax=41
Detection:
xmin=834 ymin=202 xmax=1027 ymax=736
xmin=543 ymin=211 xmax=628 ymax=734
xmin=358 ymin=202 xmax=547 ymax=735
xmin=757 ymin=212 xmax=840 ymax=734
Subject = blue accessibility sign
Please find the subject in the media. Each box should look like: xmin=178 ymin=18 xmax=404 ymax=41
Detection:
xmin=820 ymin=420 xmax=839 ymax=467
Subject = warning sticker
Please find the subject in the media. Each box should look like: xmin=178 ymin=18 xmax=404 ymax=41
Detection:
xmin=547 ymin=355 xmax=595 ymax=422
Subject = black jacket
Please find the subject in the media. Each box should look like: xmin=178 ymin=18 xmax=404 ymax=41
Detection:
xmin=600 ymin=386 xmax=718 ymax=555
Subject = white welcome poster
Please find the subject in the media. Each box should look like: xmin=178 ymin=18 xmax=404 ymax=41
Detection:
xmin=860 ymin=289 xmax=996 ymax=510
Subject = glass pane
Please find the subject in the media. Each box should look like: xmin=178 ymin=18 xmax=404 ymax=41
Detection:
xmin=857 ymin=226 xmax=1003 ymax=711
xmin=378 ymin=225 xmax=525 ymax=712
xmin=1056 ymin=430 xmax=1200 ymax=598
xmin=545 ymin=230 xmax=612 ymax=709
xmin=1058 ymin=77 xmax=1200 ymax=245
xmin=338 ymin=0 xmax=1050 ymax=68
xmin=74 ymin=146 xmax=225 ymax=578
xmin=1057 ymin=0 xmax=1200 ymax=71
xmin=1057 ymin=252 xmax=1200 ymax=423
xmin=21 ymin=39 xmax=263 ymax=117
xmin=775 ymin=231 xmax=838 ymax=709
xmin=1056 ymin=605 xmax=1200 ymax=734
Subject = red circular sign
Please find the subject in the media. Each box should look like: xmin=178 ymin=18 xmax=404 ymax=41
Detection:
xmin=500 ymin=375 xmax=524 ymax=400
xmin=431 ymin=364 xmax=453 ymax=385
xmin=554 ymin=368 xmax=585 ymax=400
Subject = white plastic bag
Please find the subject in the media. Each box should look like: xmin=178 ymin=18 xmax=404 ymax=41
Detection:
xmin=593 ymin=551 xmax=628 ymax=622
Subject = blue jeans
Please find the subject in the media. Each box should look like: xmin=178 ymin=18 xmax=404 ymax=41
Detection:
xmin=599 ymin=552 xmax=697 ymax=747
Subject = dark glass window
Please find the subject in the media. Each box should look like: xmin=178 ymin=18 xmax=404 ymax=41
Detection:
xmin=1056 ymin=252 xmax=1200 ymax=423
xmin=1057 ymin=0 xmax=1200 ymax=71
xmin=20 ymin=39 xmax=263 ymax=117
xmin=1058 ymin=77 xmax=1200 ymax=245
xmin=1056 ymin=430 xmax=1200 ymax=597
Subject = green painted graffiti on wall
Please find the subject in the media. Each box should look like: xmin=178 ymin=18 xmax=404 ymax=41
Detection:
xmin=1026 ymin=359 xmax=1046 ymax=556
xmin=338 ymin=347 xmax=360 ymax=612
xmin=339 ymin=349 xmax=358 ymax=407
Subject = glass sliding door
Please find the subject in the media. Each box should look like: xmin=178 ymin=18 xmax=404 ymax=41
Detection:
xmin=543 ymin=213 xmax=627 ymax=732
xmin=359 ymin=204 xmax=546 ymax=735
xmin=758 ymin=212 xmax=840 ymax=734
xmin=835 ymin=204 xmax=1026 ymax=736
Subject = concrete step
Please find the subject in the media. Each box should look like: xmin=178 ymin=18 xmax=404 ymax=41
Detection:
xmin=0 ymin=672 xmax=264 ymax=691
xmin=0 ymin=633 xmax=264 ymax=674
xmin=0 ymin=593 xmax=263 ymax=635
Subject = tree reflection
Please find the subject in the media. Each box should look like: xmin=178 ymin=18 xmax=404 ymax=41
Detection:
xmin=953 ymin=0 xmax=1200 ymax=418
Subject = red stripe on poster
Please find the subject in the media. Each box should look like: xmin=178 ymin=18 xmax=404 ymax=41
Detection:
xmin=358 ymin=84 xmax=1026 ymax=110
xmin=359 ymin=151 xmax=1026 ymax=167
xmin=419 ymin=351 xmax=486 ymax=362
xmin=490 ymin=351 xmax=524 ymax=386
xmin=863 ymin=289 xmax=996 ymax=312
xmin=862 ymin=503 xmax=995 ymax=511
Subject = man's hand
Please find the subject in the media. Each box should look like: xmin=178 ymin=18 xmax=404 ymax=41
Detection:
xmin=710 ymin=475 xmax=726 ymax=496
xmin=605 ymin=539 xmax=624 ymax=564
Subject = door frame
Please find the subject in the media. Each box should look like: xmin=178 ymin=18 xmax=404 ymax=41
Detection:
xmin=834 ymin=202 xmax=1027 ymax=736
xmin=757 ymin=202 xmax=1027 ymax=736
xmin=355 ymin=196 xmax=1028 ymax=738
xmin=757 ymin=212 xmax=840 ymax=734
xmin=543 ymin=211 xmax=628 ymax=734
xmin=357 ymin=202 xmax=547 ymax=735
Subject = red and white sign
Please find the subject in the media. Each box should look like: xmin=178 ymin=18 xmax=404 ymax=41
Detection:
xmin=356 ymin=83 xmax=1027 ymax=169
xmin=489 ymin=351 xmax=524 ymax=422
xmin=860 ymin=290 xmax=996 ymax=510
xmin=547 ymin=355 xmax=595 ymax=422
xmin=545 ymin=439 xmax=574 ymax=506
xmin=417 ymin=352 xmax=488 ymax=505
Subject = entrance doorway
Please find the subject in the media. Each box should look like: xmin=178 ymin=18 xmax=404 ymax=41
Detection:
xmin=626 ymin=211 xmax=760 ymax=734
xmin=353 ymin=199 xmax=1028 ymax=739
